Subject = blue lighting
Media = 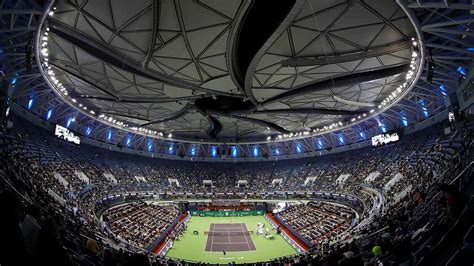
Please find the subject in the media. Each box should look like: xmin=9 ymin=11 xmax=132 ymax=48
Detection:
xmin=400 ymin=111 xmax=408 ymax=127
xmin=274 ymin=148 xmax=280 ymax=155
xmin=46 ymin=109 xmax=53 ymax=120
xmin=401 ymin=118 xmax=408 ymax=127
xmin=378 ymin=121 xmax=387 ymax=133
xmin=85 ymin=127 xmax=92 ymax=136
xmin=10 ymin=76 xmax=18 ymax=85
xmin=231 ymin=146 xmax=238 ymax=158
xmin=147 ymin=139 xmax=153 ymax=151
xmin=66 ymin=117 xmax=74 ymax=128
xmin=27 ymin=98 xmax=34 ymax=110
xmin=316 ymin=138 xmax=324 ymax=149
xmin=457 ymin=66 xmax=467 ymax=76
xmin=107 ymin=130 xmax=112 ymax=141
xmin=338 ymin=134 xmax=344 ymax=144
xmin=419 ymin=99 xmax=429 ymax=118
xmin=467 ymin=48 xmax=474 ymax=51
xmin=252 ymin=146 xmax=259 ymax=157
xmin=168 ymin=144 xmax=175 ymax=155
xmin=190 ymin=145 xmax=197 ymax=156
xmin=295 ymin=142 xmax=302 ymax=153
xmin=359 ymin=131 xmax=365 ymax=139
xmin=439 ymin=84 xmax=448 ymax=97
xmin=126 ymin=135 xmax=132 ymax=147
xmin=211 ymin=146 xmax=218 ymax=157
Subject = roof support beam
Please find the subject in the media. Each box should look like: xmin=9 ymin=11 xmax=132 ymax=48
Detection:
xmin=333 ymin=95 xmax=376 ymax=107
xmin=425 ymin=43 xmax=474 ymax=55
xmin=243 ymin=0 xmax=307 ymax=104
xmin=408 ymin=2 xmax=474 ymax=10
xmin=94 ymin=111 xmax=149 ymax=122
xmin=142 ymin=0 xmax=160 ymax=68
xmin=207 ymin=115 xmax=223 ymax=139
xmin=250 ymin=108 xmax=364 ymax=116
xmin=421 ymin=18 xmax=474 ymax=29
xmin=423 ymin=31 xmax=473 ymax=47
xmin=139 ymin=105 xmax=193 ymax=127
xmin=433 ymin=59 xmax=464 ymax=69
xmin=281 ymin=41 xmax=411 ymax=67
xmin=73 ymin=95 xmax=204 ymax=104
xmin=423 ymin=27 xmax=474 ymax=37
xmin=432 ymin=55 xmax=471 ymax=60
xmin=0 ymin=9 xmax=42 ymax=15
xmin=0 ymin=27 xmax=36 ymax=33
xmin=48 ymin=21 xmax=234 ymax=96
xmin=50 ymin=62 xmax=120 ymax=100
xmin=262 ymin=64 xmax=409 ymax=106
xmin=174 ymin=0 xmax=204 ymax=81
xmin=232 ymin=116 xmax=290 ymax=134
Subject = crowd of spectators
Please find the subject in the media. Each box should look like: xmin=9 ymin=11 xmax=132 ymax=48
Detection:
xmin=0 ymin=116 xmax=472 ymax=265
xmin=278 ymin=202 xmax=354 ymax=244
xmin=103 ymin=202 xmax=180 ymax=250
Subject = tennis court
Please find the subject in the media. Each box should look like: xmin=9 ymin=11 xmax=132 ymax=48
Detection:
xmin=205 ymin=223 xmax=256 ymax=252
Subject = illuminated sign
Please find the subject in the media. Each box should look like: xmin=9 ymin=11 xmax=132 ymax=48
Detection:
xmin=55 ymin=124 xmax=80 ymax=145
xmin=371 ymin=133 xmax=399 ymax=147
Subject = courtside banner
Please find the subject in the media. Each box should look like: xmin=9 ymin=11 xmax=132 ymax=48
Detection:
xmin=190 ymin=210 xmax=264 ymax=216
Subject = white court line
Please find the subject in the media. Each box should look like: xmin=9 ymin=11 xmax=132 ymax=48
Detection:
xmin=214 ymin=223 xmax=244 ymax=228
xmin=212 ymin=242 xmax=250 ymax=245
xmin=210 ymin=229 xmax=242 ymax=232
xmin=210 ymin=224 xmax=215 ymax=252
xmin=240 ymin=223 xmax=252 ymax=251
xmin=208 ymin=223 xmax=254 ymax=252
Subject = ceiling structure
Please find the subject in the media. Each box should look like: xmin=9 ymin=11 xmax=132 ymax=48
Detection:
xmin=39 ymin=0 xmax=417 ymax=141
xmin=0 ymin=0 xmax=472 ymax=160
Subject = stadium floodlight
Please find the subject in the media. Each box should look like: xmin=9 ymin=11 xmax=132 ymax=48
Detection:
xmin=46 ymin=109 xmax=53 ymax=120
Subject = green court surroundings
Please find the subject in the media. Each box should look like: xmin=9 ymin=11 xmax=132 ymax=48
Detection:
xmin=165 ymin=215 xmax=298 ymax=264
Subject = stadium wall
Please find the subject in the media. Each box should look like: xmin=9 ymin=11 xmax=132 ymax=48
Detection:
xmin=9 ymin=102 xmax=450 ymax=162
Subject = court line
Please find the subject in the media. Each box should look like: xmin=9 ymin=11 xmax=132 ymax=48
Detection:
xmin=210 ymin=223 xmax=215 ymax=252
xmin=210 ymin=229 xmax=243 ymax=231
xmin=240 ymin=223 xmax=252 ymax=251
xmin=207 ymin=223 xmax=256 ymax=252
xmin=212 ymin=241 xmax=250 ymax=245
xmin=208 ymin=229 xmax=244 ymax=232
